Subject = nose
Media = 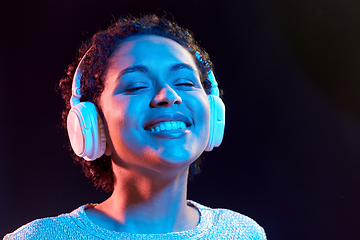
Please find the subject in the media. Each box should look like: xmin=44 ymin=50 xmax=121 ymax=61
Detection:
xmin=150 ymin=84 xmax=182 ymax=108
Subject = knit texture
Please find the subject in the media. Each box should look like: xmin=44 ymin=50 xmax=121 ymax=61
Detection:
xmin=3 ymin=201 xmax=266 ymax=239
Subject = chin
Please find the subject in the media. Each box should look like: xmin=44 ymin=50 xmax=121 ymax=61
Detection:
xmin=157 ymin=146 xmax=202 ymax=165
xmin=140 ymin=144 xmax=198 ymax=166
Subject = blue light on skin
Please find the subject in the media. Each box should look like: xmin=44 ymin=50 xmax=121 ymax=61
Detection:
xmin=85 ymin=35 xmax=211 ymax=234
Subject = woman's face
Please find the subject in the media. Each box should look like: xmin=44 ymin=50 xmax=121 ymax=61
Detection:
xmin=99 ymin=35 xmax=210 ymax=175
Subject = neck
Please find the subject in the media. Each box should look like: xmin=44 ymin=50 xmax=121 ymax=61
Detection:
xmin=85 ymin=164 xmax=199 ymax=234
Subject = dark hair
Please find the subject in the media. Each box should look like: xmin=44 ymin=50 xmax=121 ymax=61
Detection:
xmin=59 ymin=14 xmax=215 ymax=192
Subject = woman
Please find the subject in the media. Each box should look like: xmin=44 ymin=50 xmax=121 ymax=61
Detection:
xmin=4 ymin=14 xmax=266 ymax=239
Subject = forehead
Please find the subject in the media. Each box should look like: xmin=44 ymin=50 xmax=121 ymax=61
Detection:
xmin=108 ymin=35 xmax=197 ymax=69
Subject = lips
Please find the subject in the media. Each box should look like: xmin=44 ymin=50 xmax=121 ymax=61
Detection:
xmin=143 ymin=113 xmax=192 ymax=132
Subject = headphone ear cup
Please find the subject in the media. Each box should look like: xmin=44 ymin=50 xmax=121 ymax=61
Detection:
xmin=67 ymin=102 xmax=106 ymax=161
xmin=205 ymin=95 xmax=225 ymax=152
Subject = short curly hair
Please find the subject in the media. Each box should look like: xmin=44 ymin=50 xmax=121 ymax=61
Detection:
xmin=59 ymin=14 xmax=215 ymax=192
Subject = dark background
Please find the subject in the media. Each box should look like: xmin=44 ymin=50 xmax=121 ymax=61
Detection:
xmin=1 ymin=0 xmax=360 ymax=239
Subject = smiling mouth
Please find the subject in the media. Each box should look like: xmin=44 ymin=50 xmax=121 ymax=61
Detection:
xmin=145 ymin=121 xmax=188 ymax=132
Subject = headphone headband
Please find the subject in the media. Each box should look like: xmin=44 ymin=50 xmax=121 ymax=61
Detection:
xmin=70 ymin=47 xmax=93 ymax=107
xmin=195 ymin=51 xmax=220 ymax=97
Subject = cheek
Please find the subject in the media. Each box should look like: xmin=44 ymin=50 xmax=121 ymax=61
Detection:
xmin=106 ymin=100 xmax=135 ymax=138
xmin=100 ymin=96 xmax=128 ymax=144
xmin=104 ymin=97 xmax=147 ymax=155
xmin=191 ymin=93 xmax=211 ymax=139
xmin=202 ymin=99 xmax=211 ymax=139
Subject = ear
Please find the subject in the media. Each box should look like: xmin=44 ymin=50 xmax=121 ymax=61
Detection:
xmin=104 ymin=144 xmax=112 ymax=156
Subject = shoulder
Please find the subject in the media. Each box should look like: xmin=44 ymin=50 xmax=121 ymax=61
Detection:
xmin=3 ymin=206 xmax=86 ymax=240
xmin=189 ymin=200 xmax=267 ymax=239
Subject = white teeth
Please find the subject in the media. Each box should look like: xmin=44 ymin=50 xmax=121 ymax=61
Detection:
xmin=165 ymin=122 xmax=172 ymax=130
xmin=147 ymin=121 xmax=188 ymax=132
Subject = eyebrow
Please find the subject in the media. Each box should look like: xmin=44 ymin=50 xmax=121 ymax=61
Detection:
xmin=116 ymin=65 xmax=149 ymax=81
xmin=169 ymin=63 xmax=198 ymax=73
xmin=116 ymin=63 xmax=198 ymax=82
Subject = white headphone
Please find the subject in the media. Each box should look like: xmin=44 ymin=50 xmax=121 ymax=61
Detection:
xmin=67 ymin=48 xmax=225 ymax=161
xmin=204 ymin=68 xmax=226 ymax=152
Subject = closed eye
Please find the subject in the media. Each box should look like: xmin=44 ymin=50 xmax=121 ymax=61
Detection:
xmin=125 ymin=86 xmax=148 ymax=94
xmin=174 ymin=79 xmax=197 ymax=89
xmin=175 ymin=82 xmax=195 ymax=87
